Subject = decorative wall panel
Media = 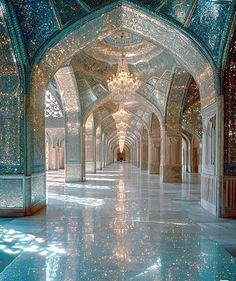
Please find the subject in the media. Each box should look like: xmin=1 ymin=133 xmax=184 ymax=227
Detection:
xmin=12 ymin=0 xmax=59 ymax=59
xmin=51 ymin=0 xmax=88 ymax=26
xmin=32 ymin=4 xmax=216 ymax=113
xmin=224 ymin=26 xmax=236 ymax=176
xmin=0 ymin=179 xmax=23 ymax=208
xmin=159 ymin=0 xmax=194 ymax=24
xmin=45 ymin=90 xmax=63 ymax=118
xmin=84 ymin=0 xmax=162 ymax=10
xmin=55 ymin=67 xmax=82 ymax=164
xmin=189 ymin=0 xmax=231 ymax=62
xmin=182 ymin=101 xmax=202 ymax=139
xmin=83 ymin=0 xmax=114 ymax=9
xmin=31 ymin=174 xmax=46 ymax=206
xmin=166 ymin=68 xmax=190 ymax=125
xmin=7 ymin=0 xmax=233 ymax=67
xmin=182 ymin=78 xmax=202 ymax=138
xmin=0 ymin=6 xmax=24 ymax=174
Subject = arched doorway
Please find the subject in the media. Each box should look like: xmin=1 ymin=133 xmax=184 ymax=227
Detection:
xmin=117 ymin=149 xmax=125 ymax=162
xmin=1 ymin=2 xmax=220 ymax=216
xmin=29 ymin=3 xmax=218 ymax=216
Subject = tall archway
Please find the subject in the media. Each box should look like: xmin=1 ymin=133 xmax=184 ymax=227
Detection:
xmin=29 ymin=4 xmax=219 ymax=216
xmin=1 ymin=3 xmax=220 ymax=216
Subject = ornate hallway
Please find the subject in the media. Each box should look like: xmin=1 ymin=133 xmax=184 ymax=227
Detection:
xmin=0 ymin=164 xmax=235 ymax=281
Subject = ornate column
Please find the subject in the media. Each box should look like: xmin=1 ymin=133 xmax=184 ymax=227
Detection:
xmin=59 ymin=142 xmax=64 ymax=169
xmin=85 ymin=114 xmax=96 ymax=174
xmin=48 ymin=143 xmax=59 ymax=170
xmin=130 ymin=145 xmax=136 ymax=166
xmin=201 ymin=100 xmax=222 ymax=216
xmin=0 ymin=8 xmax=47 ymax=216
xmin=96 ymin=126 xmax=102 ymax=170
xmin=133 ymin=144 xmax=138 ymax=166
xmin=148 ymin=135 xmax=161 ymax=174
xmin=102 ymin=134 xmax=106 ymax=168
xmin=108 ymin=145 xmax=113 ymax=166
xmin=160 ymin=125 xmax=182 ymax=183
xmin=221 ymin=27 xmax=236 ymax=218
xmin=55 ymin=67 xmax=84 ymax=182
xmin=141 ymin=131 xmax=149 ymax=171
xmin=189 ymin=137 xmax=200 ymax=173
xmin=137 ymin=138 xmax=140 ymax=168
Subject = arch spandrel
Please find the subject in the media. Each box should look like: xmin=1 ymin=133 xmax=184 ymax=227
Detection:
xmin=32 ymin=3 xmax=217 ymax=112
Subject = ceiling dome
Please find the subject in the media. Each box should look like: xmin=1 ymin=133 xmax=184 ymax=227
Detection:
xmin=103 ymin=30 xmax=143 ymax=47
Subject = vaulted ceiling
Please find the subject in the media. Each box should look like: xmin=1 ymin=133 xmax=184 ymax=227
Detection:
xmin=45 ymin=27 xmax=200 ymax=148
xmin=40 ymin=1 xmax=235 ymax=150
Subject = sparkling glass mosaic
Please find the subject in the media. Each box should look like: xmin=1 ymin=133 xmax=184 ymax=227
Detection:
xmin=189 ymin=0 xmax=231 ymax=63
xmin=166 ymin=68 xmax=190 ymax=125
xmin=182 ymin=78 xmax=202 ymax=138
xmin=31 ymin=174 xmax=46 ymax=206
xmin=7 ymin=0 xmax=233 ymax=67
xmin=32 ymin=3 xmax=216 ymax=113
xmin=0 ymin=179 xmax=23 ymax=208
xmin=12 ymin=0 xmax=58 ymax=59
xmin=0 ymin=5 xmax=23 ymax=174
xmin=50 ymin=0 xmax=88 ymax=26
xmin=159 ymin=0 xmax=194 ymax=24
xmin=224 ymin=27 xmax=236 ymax=176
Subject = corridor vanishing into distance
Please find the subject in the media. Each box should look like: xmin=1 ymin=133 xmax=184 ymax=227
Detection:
xmin=0 ymin=163 xmax=236 ymax=281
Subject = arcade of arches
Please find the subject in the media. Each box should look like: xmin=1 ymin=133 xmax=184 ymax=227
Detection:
xmin=0 ymin=1 xmax=236 ymax=280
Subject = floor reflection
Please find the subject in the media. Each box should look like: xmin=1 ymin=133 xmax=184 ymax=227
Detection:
xmin=0 ymin=164 xmax=235 ymax=280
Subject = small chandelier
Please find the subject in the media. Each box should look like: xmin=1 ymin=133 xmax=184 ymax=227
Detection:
xmin=119 ymin=139 xmax=125 ymax=153
xmin=107 ymin=32 xmax=140 ymax=102
xmin=117 ymin=130 xmax=126 ymax=137
xmin=112 ymin=105 xmax=131 ymax=123
xmin=116 ymin=121 xmax=128 ymax=131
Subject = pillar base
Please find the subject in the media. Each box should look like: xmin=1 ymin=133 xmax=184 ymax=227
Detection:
xmin=65 ymin=164 xmax=84 ymax=182
xmin=149 ymin=164 xmax=160 ymax=174
xmin=190 ymin=165 xmax=199 ymax=173
xmin=222 ymin=176 xmax=236 ymax=218
xmin=160 ymin=165 xmax=182 ymax=183
xmin=201 ymin=173 xmax=218 ymax=216
xmin=96 ymin=161 xmax=102 ymax=170
xmin=141 ymin=162 xmax=148 ymax=171
xmin=0 ymin=173 xmax=46 ymax=217
xmin=86 ymin=161 xmax=96 ymax=173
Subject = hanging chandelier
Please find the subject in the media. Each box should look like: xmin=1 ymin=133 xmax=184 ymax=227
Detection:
xmin=114 ymin=106 xmax=130 ymax=153
xmin=119 ymin=142 xmax=124 ymax=153
xmin=112 ymin=105 xmax=131 ymax=123
xmin=117 ymin=130 xmax=126 ymax=137
xmin=107 ymin=32 xmax=140 ymax=102
xmin=108 ymin=55 xmax=140 ymax=102
xmin=116 ymin=121 xmax=128 ymax=131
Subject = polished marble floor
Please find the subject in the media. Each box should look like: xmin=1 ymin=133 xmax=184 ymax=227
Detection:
xmin=0 ymin=163 xmax=236 ymax=281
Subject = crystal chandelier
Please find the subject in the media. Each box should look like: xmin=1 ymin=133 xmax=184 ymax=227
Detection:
xmin=107 ymin=35 xmax=140 ymax=102
xmin=117 ymin=130 xmax=126 ymax=137
xmin=119 ymin=139 xmax=125 ymax=153
xmin=116 ymin=121 xmax=128 ymax=131
xmin=113 ymin=105 xmax=131 ymax=153
xmin=112 ymin=105 xmax=131 ymax=123
xmin=108 ymin=56 xmax=140 ymax=102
